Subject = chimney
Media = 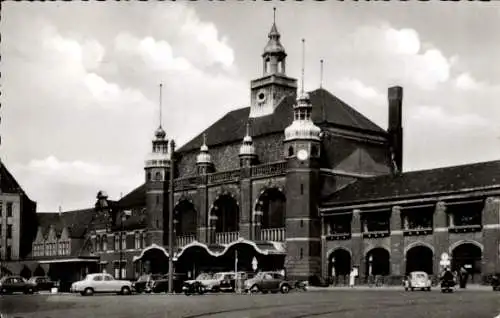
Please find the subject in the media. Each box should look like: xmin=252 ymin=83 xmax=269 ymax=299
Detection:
xmin=388 ymin=86 xmax=403 ymax=174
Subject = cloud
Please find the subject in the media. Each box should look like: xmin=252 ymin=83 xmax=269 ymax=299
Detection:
xmin=385 ymin=28 xmax=421 ymax=55
xmin=114 ymin=33 xmax=192 ymax=71
xmin=338 ymin=24 xmax=455 ymax=91
xmin=334 ymin=78 xmax=385 ymax=102
xmin=2 ymin=2 xmax=247 ymax=212
xmin=12 ymin=156 xmax=141 ymax=212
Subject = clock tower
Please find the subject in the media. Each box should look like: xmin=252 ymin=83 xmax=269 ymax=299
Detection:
xmin=249 ymin=8 xmax=297 ymax=118
xmin=283 ymin=39 xmax=322 ymax=281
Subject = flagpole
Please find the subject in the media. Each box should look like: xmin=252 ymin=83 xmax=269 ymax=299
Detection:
xmin=234 ymin=250 xmax=238 ymax=293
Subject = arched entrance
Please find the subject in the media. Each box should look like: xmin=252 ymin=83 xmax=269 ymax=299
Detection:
xmin=218 ymin=241 xmax=285 ymax=273
xmin=175 ymin=244 xmax=218 ymax=279
xmin=328 ymin=248 xmax=351 ymax=285
xmin=33 ymin=265 xmax=46 ymax=277
xmin=212 ymin=194 xmax=239 ymax=235
xmin=406 ymin=245 xmax=433 ymax=274
xmin=451 ymin=242 xmax=482 ymax=283
xmin=174 ymin=200 xmax=197 ymax=238
xmin=366 ymin=248 xmax=390 ymax=276
xmin=255 ymin=188 xmax=286 ymax=241
xmin=134 ymin=245 xmax=170 ymax=275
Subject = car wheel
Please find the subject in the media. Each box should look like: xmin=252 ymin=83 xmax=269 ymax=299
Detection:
xmin=84 ymin=287 xmax=94 ymax=296
xmin=411 ymin=287 xmax=414 ymax=291
xmin=121 ymin=286 xmax=131 ymax=295
xmin=280 ymin=284 xmax=290 ymax=294
xmin=404 ymin=287 xmax=408 ymax=291
xmin=250 ymin=285 xmax=260 ymax=294
xmin=427 ymin=287 xmax=431 ymax=291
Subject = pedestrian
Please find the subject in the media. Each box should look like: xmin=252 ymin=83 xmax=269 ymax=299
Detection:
xmin=349 ymin=268 xmax=356 ymax=288
xmin=459 ymin=266 xmax=468 ymax=289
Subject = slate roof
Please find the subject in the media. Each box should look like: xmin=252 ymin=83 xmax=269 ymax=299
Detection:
xmin=178 ymin=88 xmax=386 ymax=153
xmin=0 ymin=163 xmax=23 ymax=193
xmin=322 ymin=160 xmax=500 ymax=208
xmin=36 ymin=208 xmax=94 ymax=239
xmin=117 ymin=184 xmax=146 ymax=208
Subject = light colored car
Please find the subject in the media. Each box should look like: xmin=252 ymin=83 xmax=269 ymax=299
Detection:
xmin=404 ymin=271 xmax=432 ymax=291
xmin=183 ymin=273 xmax=219 ymax=292
xmin=70 ymin=273 xmax=133 ymax=296
xmin=243 ymin=271 xmax=292 ymax=294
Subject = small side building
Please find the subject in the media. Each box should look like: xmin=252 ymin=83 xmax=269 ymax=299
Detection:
xmin=0 ymin=162 xmax=37 ymax=276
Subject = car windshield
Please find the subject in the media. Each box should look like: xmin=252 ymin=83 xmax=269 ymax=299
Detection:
xmin=413 ymin=273 xmax=427 ymax=279
xmin=196 ymin=273 xmax=212 ymax=280
xmin=85 ymin=275 xmax=95 ymax=281
xmin=137 ymin=275 xmax=149 ymax=282
xmin=213 ymin=273 xmax=226 ymax=280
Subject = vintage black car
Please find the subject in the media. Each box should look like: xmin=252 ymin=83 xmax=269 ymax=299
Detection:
xmin=0 ymin=276 xmax=36 ymax=294
xmin=138 ymin=273 xmax=186 ymax=293
xmin=28 ymin=276 xmax=55 ymax=292
xmin=132 ymin=274 xmax=163 ymax=293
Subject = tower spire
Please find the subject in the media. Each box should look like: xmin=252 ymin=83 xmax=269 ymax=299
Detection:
xmin=159 ymin=83 xmax=163 ymax=128
xmin=301 ymin=39 xmax=305 ymax=95
xmin=320 ymin=59 xmax=324 ymax=89
xmin=273 ymin=7 xmax=276 ymax=24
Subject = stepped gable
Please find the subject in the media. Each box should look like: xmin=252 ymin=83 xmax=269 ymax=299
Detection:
xmin=178 ymin=88 xmax=385 ymax=153
xmin=323 ymin=160 xmax=500 ymax=207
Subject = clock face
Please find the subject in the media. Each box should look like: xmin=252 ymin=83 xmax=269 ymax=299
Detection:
xmin=256 ymin=90 xmax=267 ymax=104
xmin=297 ymin=149 xmax=309 ymax=161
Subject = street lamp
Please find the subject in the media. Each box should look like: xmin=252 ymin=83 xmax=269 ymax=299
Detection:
xmin=168 ymin=140 xmax=176 ymax=294
xmin=119 ymin=210 xmax=131 ymax=280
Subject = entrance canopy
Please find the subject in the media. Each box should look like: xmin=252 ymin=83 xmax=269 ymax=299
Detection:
xmin=39 ymin=257 xmax=99 ymax=264
xmin=174 ymin=238 xmax=286 ymax=260
xmin=133 ymin=243 xmax=170 ymax=262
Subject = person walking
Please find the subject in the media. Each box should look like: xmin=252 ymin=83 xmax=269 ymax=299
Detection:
xmin=349 ymin=268 xmax=356 ymax=288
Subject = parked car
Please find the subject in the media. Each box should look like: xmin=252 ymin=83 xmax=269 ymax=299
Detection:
xmin=28 ymin=276 xmax=55 ymax=292
xmin=147 ymin=273 xmax=187 ymax=293
xmin=183 ymin=273 xmax=221 ymax=292
xmin=491 ymin=273 xmax=500 ymax=291
xmin=243 ymin=271 xmax=293 ymax=294
xmin=70 ymin=273 xmax=133 ymax=296
xmin=218 ymin=272 xmax=249 ymax=292
xmin=0 ymin=276 xmax=36 ymax=294
xmin=132 ymin=274 xmax=163 ymax=293
xmin=404 ymin=271 xmax=432 ymax=291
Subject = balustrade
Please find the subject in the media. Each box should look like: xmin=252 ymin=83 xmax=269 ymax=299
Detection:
xmin=173 ymin=176 xmax=200 ymax=191
xmin=449 ymin=224 xmax=482 ymax=233
xmin=251 ymin=161 xmax=287 ymax=178
xmin=362 ymin=230 xmax=390 ymax=239
xmin=176 ymin=234 xmax=196 ymax=248
xmin=325 ymin=232 xmax=351 ymax=241
xmin=260 ymin=227 xmax=285 ymax=242
xmin=207 ymin=170 xmax=240 ymax=185
xmin=215 ymin=231 xmax=239 ymax=244
xmin=403 ymin=227 xmax=433 ymax=236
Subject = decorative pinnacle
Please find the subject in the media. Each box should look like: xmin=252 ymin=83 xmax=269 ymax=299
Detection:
xmin=273 ymin=7 xmax=276 ymax=24
xmin=320 ymin=59 xmax=324 ymax=89
xmin=202 ymin=133 xmax=207 ymax=146
xmin=246 ymin=122 xmax=251 ymax=137
xmin=301 ymin=39 xmax=305 ymax=95
xmin=159 ymin=83 xmax=163 ymax=128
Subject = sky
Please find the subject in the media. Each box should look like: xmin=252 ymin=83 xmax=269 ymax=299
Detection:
xmin=1 ymin=2 xmax=500 ymax=212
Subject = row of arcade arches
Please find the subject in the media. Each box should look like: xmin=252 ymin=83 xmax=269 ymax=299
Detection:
xmin=327 ymin=242 xmax=483 ymax=277
xmin=174 ymin=187 xmax=286 ymax=236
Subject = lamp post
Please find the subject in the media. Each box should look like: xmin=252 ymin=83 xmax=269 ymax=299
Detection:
xmin=168 ymin=140 xmax=176 ymax=294
xmin=118 ymin=212 xmax=130 ymax=280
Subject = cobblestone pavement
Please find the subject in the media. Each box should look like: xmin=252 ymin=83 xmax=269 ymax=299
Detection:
xmin=1 ymin=289 xmax=499 ymax=318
